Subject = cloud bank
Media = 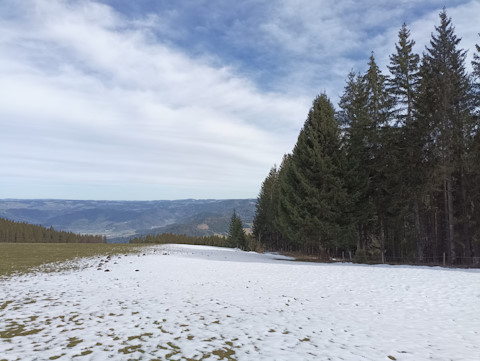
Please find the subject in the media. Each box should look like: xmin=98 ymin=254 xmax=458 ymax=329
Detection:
xmin=0 ymin=0 xmax=478 ymax=200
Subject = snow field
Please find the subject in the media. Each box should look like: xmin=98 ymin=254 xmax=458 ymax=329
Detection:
xmin=1 ymin=244 xmax=479 ymax=360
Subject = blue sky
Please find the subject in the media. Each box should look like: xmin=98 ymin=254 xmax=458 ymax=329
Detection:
xmin=0 ymin=0 xmax=479 ymax=200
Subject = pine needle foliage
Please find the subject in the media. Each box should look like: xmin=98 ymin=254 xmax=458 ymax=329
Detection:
xmin=253 ymin=9 xmax=480 ymax=265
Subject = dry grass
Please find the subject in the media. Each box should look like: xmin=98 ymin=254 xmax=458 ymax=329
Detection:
xmin=0 ymin=243 xmax=147 ymax=276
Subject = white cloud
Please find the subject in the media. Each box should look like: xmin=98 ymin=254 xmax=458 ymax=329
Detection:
xmin=1 ymin=0 xmax=478 ymax=200
xmin=255 ymin=0 xmax=479 ymax=99
xmin=0 ymin=0 xmax=309 ymax=200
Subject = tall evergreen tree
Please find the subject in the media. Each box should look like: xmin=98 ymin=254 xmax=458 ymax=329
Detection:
xmin=275 ymin=153 xmax=299 ymax=251
xmin=338 ymin=72 xmax=375 ymax=254
xmin=364 ymin=53 xmax=395 ymax=258
xmin=253 ymin=165 xmax=281 ymax=250
xmin=387 ymin=23 xmax=427 ymax=261
xmin=364 ymin=53 xmax=394 ymax=128
xmin=473 ymin=35 xmax=480 ymax=80
xmin=473 ymin=34 xmax=480 ymax=107
xmin=467 ymin=35 xmax=480 ymax=259
xmin=387 ymin=23 xmax=420 ymax=126
xmin=277 ymin=93 xmax=348 ymax=254
xmin=416 ymin=9 xmax=473 ymax=263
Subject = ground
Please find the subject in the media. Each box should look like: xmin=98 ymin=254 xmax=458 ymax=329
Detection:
xmin=1 ymin=244 xmax=479 ymax=360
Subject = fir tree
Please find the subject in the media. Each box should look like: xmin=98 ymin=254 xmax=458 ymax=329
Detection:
xmin=473 ymin=34 xmax=480 ymax=80
xmin=277 ymin=94 xmax=348 ymax=254
xmin=275 ymin=153 xmax=298 ymax=251
xmin=387 ymin=23 xmax=420 ymax=126
xmin=226 ymin=210 xmax=247 ymax=250
xmin=473 ymin=34 xmax=480 ymax=108
xmin=386 ymin=24 xmax=427 ymax=261
xmin=416 ymin=9 xmax=473 ymax=263
xmin=253 ymin=166 xmax=280 ymax=250
xmin=364 ymin=53 xmax=394 ymax=128
xmin=338 ymin=71 xmax=375 ymax=253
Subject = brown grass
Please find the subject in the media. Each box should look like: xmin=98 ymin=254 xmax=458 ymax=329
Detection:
xmin=0 ymin=243 xmax=147 ymax=276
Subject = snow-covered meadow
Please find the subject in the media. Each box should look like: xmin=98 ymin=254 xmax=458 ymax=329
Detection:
xmin=1 ymin=244 xmax=479 ymax=361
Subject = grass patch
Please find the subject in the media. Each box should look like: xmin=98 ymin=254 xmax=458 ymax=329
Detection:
xmin=212 ymin=347 xmax=236 ymax=360
xmin=0 ymin=320 xmax=44 ymax=338
xmin=127 ymin=333 xmax=153 ymax=341
xmin=49 ymin=354 xmax=65 ymax=360
xmin=67 ymin=337 xmax=83 ymax=348
xmin=74 ymin=350 xmax=93 ymax=357
xmin=118 ymin=344 xmax=144 ymax=354
xmin=0 ymin=300 xmax=13 ymax=310
xmin=0 ymin=243 xmax=148 ymax=276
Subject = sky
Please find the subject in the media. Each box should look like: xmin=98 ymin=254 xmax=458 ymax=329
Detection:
xmin=0 ymin=0 xmax=479 ymax=201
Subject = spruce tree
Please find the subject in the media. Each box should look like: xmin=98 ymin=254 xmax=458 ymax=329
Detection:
xmin=416 ymin=9 xmax=473 ymax=263
xmin=338 ymin=72 xmax=375 ymax=254
xmin=473 ymin=35 xmax=480 ymax=107
xmin=473 ymin=35 xmax=480 ymax=80
xmin=387 ymin=23 xmax=427 ymax=261
xmin=364 ymin=53 xmax=394 ymax=128
xmin=276 ymin=94 xmax=348 ymax=255
xmin=226 ymin=210 xmax=247 ymax=250
xmin=253 ymin=166 xmax=280 ymax=250
xmin=364 ymin=53 xmax=395 ymax=258
xmin=387 ymin=23 xmax=420 ymax=126
xmin=275 ymin=153 xmax=298 ymax=251
xmin=467 ymin=35 xmax=480 ymax=259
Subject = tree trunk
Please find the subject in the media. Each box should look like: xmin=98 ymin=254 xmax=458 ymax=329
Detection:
xmin=414 ymin=198 xmax=424 ymax=262
xmin=434 ymin=206 xmax=439 ymax=262
xmin=459 ymin=172 xmax=472 ymax=260
xmin=444 ymin=176 xmax=455 ymax=263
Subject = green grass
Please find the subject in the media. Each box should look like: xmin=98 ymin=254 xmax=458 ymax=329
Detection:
xmin=0 ymin=243 xmax=148 ymax=276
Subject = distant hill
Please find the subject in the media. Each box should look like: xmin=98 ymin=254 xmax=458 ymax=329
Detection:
xmin=0 ymin=199 xmax=256 ymax=240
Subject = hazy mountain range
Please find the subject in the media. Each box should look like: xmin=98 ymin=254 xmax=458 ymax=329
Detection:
xmin=0 ymin=199 xmax=256 ymax=241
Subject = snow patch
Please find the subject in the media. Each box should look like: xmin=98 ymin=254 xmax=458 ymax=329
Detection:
xmin=1 ymin=245 xmax=479 ymax=360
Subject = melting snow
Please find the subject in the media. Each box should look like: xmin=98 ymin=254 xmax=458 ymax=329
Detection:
xmin=1 ymin=244 xmax=479 ymax=360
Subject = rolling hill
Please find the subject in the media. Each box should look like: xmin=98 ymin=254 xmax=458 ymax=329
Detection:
xmin=0 ymin=199 xmax=256 ymax=240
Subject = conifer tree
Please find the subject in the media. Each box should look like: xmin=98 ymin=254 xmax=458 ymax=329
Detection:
xmin=277 ymin=94 xmax=348 ymax=254
xmin=364 ymin=53 xmax=394 ymax=128
xmin=338 ymin=72 xmax=375 ymax=253
xmin=387 ymin=23 xmax=427 ymax=260
xmin=364 ymin=53 xmax=395 ymax=257
xmin=275 ymin=153 xmax=298 ymax=251
xmin=387 ymin=23 xmax=420 ymax=125
xmin=473 ymin=35 xmax=480 ymax=79
xmin=473 ymin=35 xmax=480 ymax=107
xmin=226 ymin=210 xmax=247 ymax=250
xmin=416 ymin=9 xmax=473 ymax=263
xmin=467 ymin=35 xmax=480 ymax=259
xmin=253 ymin=166 xmax=280 ymax=250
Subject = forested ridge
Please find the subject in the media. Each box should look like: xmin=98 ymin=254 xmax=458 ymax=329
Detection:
xmin=253 ymin=10 xmax=480 ymax=265
xmin=0 ymin=218 xmax=105 ymax=243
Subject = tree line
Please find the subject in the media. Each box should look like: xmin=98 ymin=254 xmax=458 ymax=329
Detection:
xmin=253 ymin=10 xmax=480 ymax=265
xmin=0 ymin=217 xmax=105 ymax=243
xmin=130 ymin=232 xmax=227 ymax=247
xmin=130 ymin=211 xmax=258 ymax=251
